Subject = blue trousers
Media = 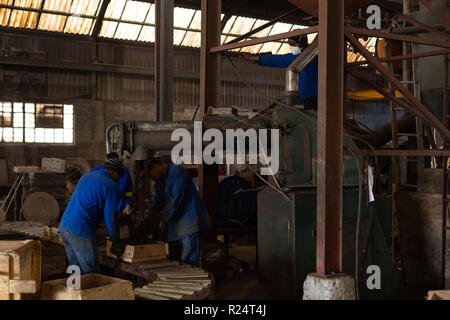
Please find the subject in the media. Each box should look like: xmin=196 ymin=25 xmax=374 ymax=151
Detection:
xmin=169 ymin=232 xmax=200 ymax=266
xmin=59 ymin=230 xmax=100 ymax=274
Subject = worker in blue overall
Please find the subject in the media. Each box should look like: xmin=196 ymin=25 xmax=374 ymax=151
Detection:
xmin=91 ymin=152 xmax=133 ymax=216
xmin=243 ymin=35 xmax=319 ymax=109
xmin=148 ymin=159 xmax=211 ymax=266
xmin=58 ymin=158 xmax=126 ymax=274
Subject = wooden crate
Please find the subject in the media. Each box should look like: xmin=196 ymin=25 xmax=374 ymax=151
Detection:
xmin=0 ymin=240 xmax=41 ymax=300
xmin=106 ymin=240 xmax=168 ymax=263
xmin=43 ymin=226 xmax=63 ymax=245
xmin=427 ymin=290 xmax=450 ymax=300
xmin=41 ymin=274 xmax=134 ymax=300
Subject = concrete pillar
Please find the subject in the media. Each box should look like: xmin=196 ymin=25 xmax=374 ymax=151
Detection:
xmin=303 ymin=273 xmax=356 ymax=300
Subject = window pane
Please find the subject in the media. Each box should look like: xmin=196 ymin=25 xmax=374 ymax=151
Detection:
xmin=25 ymin=103 xmax=34 ymax=113
xmin=2 ymin=128 xmax=13 ymax=142
xmin=64 ymin=114 xmax=73 ymax=129
xmin=35 ymin=128 xmax=44 ymax=143
xmin=14 ymin=128 xmax=23 ymax=142
xmin=44 ymin=128 xmax=55 ymax=143
xmin=13 ymin=113 xmax=23 ymax=128
xmin=64 ymin=129 xmax=73 ymax=143
xmin=54 ymin=128 xmax=64 ymax=143
xmin=13 ymin=102 xmax=23 ymax=112
xmin=64 ymin=105 xmax=73 ymax=114
xmin=25 ymin=113 xmax=35 ymax=128
xmin=25 ymin=128 xmax=35 ymax=143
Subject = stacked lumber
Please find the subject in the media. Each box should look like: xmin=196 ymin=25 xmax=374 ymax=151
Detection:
xmin=0 ymin=222 xmax=46 ymax=240
xmin=134 ymin=265 xmax=212 ymax=300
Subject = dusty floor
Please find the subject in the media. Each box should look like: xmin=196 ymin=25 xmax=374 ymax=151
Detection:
xmin=214 ymin=244 xmax=272 ymax=300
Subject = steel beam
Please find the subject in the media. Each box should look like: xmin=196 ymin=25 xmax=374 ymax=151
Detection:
xmin=346 ymin=27 xmax=450 ymax=48
xmin=347 ymin=49 xmax=450 ymax=65
xmin=226 ymin=8 xmax=300 ymax=45
xmin=357 ymin=149 xmax=450 ymax=156
xmin=91 ymin=0 xmax=111 ymax=40
xmin=209 ymin=26 xmax=319 ymax=53
xmin=155 ymin=0 xmax=174 ymax=121
xmin=316 ymin=0 xmax=344 ymax=276
xmin=375 ymin=1 xmax=450 ymax=41
xmin=346 ymin=32 xmax=450 ymax=141
xmin=199 ymin=0 xmax=221 ymax=238
xmin=346 ymin=69 xmax=429 ymax=123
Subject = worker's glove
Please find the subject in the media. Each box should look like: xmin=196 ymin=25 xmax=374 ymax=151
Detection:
xmin=122 ymin=204 xmax=133 ymax=216
xmin=110 ymin=240 xmax=126 ymax=258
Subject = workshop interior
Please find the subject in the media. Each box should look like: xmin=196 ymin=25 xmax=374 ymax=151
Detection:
xmin=0 ymin=0 xmax=449 ymax=301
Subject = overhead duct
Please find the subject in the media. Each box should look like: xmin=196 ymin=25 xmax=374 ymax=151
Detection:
xmin=283 ymin=37 xmax=319 ymax=105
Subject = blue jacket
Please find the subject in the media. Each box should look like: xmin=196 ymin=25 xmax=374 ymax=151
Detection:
xmin=58 ymin=169 xmax=119 ymax=242
xmin=153 ymin=165 xmax=211 ymax=241
xmin=91 ymin=163 xmax=133 ymax=212
xmin=259 ymin=54 xmax=318 ymax=105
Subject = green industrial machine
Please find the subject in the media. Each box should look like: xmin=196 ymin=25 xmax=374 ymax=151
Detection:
xmin=106 ymin=107 xmax=398 ymax=299
xmin=257 ymin=108 xmax=399 ymax=299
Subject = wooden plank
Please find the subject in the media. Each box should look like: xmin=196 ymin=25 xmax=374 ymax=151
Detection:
xmin=428 ymin=290 xmax=450 ymax=300
xmin=137 ymin=287 xmax=183 ymax=299
xmin=106 ymin=240 xmax=167 ymax=262
xmin=143 ymin=285 xmax=195 ymax=295
xmin=134 ymin=289 xmax=170 ymax=300
xmin=9 ymin=280 xmax=36 ymax=294
xmin=145 ymin=283 xmax=203 ymax=291
xmin=159 ymin=278 xmax=212 ymax=285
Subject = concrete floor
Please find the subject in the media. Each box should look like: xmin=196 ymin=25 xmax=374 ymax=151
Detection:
xmin=215 ymin=244 xmax=272 ymax=300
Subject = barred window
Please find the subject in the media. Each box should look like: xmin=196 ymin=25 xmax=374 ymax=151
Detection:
xmin=0 ymin=102 xmax=73 ymax=144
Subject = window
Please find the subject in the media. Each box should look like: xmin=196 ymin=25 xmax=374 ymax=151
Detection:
xmin=0 ymin=102 xmax=73 ymax=144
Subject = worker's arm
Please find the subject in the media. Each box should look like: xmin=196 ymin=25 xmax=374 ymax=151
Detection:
xmin=258 ymin=54 xmax=295 ymax=69
xmin=103 ymin=184 xmax=120 ymax=243
xmin=158 ymin=175 xmax=187 ymax=224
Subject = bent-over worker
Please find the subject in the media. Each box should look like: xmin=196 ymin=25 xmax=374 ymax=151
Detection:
xmin=58 ymin=158 xmax=126 ymax=274
xmin=149 ymin=160 xmax=211 ymax=266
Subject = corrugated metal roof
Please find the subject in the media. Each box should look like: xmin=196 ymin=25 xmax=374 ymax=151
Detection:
xmin=0 ymin=0 xmax=375 ymax=58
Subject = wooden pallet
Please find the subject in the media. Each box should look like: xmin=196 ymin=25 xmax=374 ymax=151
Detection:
xmin=0 ymin=240 xmax=41 ymax=300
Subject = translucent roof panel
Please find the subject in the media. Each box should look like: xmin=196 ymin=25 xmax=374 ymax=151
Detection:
xmin=65 ymin=16 xmax=94 ymax=35
xmin=38 ymin=13 xmax=67 ymax=32
xmin=15 ymin=0 xmax=43 ymax=9
xmin=70 ymin=0 xmax=102 ymax=16
xmin=99 ymin=20 xmax=117 ymax=38
xmin=43 ymin=0 xmax=71 ymax=13
xmin=0 ymin=1 xmax=371 ymax=57
xmin=121 ymin=0 xmax=149 ymax=23
xmin=115 ymin=22 xmax=141 ymax=40
xmin=105 ymin=0 xmax=126 ymax=19
xmin=173 ymin=7 xmax=195 ymax=29
xmin=9 ymin=9 xmax=39 ymax=29
xmin=138 ymin=25 xmax=155 ymax=42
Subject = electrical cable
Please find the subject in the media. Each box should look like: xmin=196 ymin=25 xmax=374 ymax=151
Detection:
xmin=344 ymin=145 xmax=363 ymax=300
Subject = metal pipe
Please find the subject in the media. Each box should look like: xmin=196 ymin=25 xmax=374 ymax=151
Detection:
xmin=285 ymin=38 xmax=319 ymax=92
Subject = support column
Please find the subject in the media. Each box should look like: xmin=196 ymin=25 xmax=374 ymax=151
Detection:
xmin=199 ymin=0 xmax=221 ymax=237
xmin=304 ymin=0 xmax=355 ymax=300
xmin=155 ymin=0 xmax=174 ymax=121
